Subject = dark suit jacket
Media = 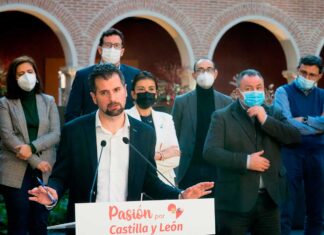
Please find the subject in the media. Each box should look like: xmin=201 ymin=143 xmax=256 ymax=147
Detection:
xmin=203 ymin=100 xmax=301 ymax=213
xmin=172 ymin=89 xmax=232 ymax=183
xmin=48 ymin=112 xmax=180 ymax=221
xmin=64 ymin=64 xmax=140 ymax=122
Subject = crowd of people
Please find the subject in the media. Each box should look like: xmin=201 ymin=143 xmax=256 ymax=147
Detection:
xmin=0 ymin=27 xmax=323 ymax=235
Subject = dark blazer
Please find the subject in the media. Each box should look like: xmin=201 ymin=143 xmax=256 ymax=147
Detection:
xmin=203 ymin=100 xmax=301 ymax=213
xmin=64 ymin=64 xmax=140 ymax=122
xmin=48 ymin=112 xmax=180 ymax=221
xmin=172 ymin=89 xmax=232 ymax=183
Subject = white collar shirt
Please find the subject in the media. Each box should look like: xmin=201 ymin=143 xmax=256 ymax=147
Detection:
xmin=95 ymin=111 xmax=130 ymax=202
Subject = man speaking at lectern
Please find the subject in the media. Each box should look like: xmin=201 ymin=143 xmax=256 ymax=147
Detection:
xmin=28 ymin=63 xmax=213 ymax=226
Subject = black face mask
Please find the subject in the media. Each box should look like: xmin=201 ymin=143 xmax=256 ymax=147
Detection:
xmin=136 ymin=92 xmax=156 ymax=109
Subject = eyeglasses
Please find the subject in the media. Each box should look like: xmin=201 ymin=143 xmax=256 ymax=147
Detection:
xmin=298 ymin=69 xmax=319 ymax=80
xmin=195 ymin=67 xmax=215 ymax=74
xmin=102 ymin=42 xmax=122 ymax=50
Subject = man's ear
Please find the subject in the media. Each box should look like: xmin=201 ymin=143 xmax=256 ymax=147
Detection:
xmin=192 ymin=72 xmax=197 ymax=80
xmin=120 ymin=48 xmax=125 ymax=57
xmin=90 ymin=92 xmax=97 ymax=105
xmin=236 ymin=88 xmax=243 ymax=100
xmin=97 ymin=46 xmax=102 ymax=56
xmin=214 ymin=69 xmax=218 ymax=80
xmin=131 ymin=90 xmax=136 ymax=100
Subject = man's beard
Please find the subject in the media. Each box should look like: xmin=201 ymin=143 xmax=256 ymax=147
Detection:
xmin=104 ymin=102 xmax=124 ymax=116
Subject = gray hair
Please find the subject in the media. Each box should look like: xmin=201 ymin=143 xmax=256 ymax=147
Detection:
xmin=236 ymin=69 xmax=263 ymax=87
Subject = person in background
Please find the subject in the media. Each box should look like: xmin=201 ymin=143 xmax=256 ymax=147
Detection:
xmin=204 ymin=69 xmax=301 ymax=235
xmin=126 ymin=71 xmax=180 ymax=185
xmin=0 ymin=56 xmax=60 ymax=235
xmin=64 ymin=28 xmax=140 ymax=123
xmin=172 ymin=58 xmax=232 ymax=193
xmin=274 ymin=55 xmax=324 ymax=235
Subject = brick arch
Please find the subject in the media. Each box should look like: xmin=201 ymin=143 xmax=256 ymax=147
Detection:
xmin=85 ymin=0 xmax=198 ymax=70
xmin=0 ymin=0 xmax=83 ymax=66
xmin=310 ymin=20 xmax=324 ymax=56
xmin=205 ymin=2 xmax=303 ymax=71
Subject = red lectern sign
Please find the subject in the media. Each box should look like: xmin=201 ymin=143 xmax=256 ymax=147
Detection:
xmin=75 ymin=198 xmax=215 ymax=235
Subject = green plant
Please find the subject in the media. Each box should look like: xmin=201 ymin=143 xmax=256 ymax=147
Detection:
xmin=0 ymin=195 xmax=7 ymax=235
xmin=0 ymin=193 xmax=68 ymax=233
xmin=48 ymin=193 xmax=68 ymax=225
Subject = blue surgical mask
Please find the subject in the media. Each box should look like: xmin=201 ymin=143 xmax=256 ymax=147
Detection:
xmin=295 ymin=75 xmax=315 ymax=91
xmin=241 ymin=90 xmax=265 ymax=107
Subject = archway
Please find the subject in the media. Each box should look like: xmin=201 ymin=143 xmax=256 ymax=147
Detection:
xmin=89 ymin=10 xmax=194 ymax=89
xmin=0 ymin=11 xmax=65 ymax=100
xmin=0 ymin=3 xmax=77 ymax=67
xmin=212 ymin=22 xmax=287 ymax=95
xmin=318 ymin=46 xmax=324 ymax=88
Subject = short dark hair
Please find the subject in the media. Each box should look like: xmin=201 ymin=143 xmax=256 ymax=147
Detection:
xmin=6 ymin=55 xmax=43 ymax=99
xmin=98 ymin=28 xmax=125 ymax=47
xmin=88 ymin=63 xmax=125 ymax=93
xmin=131 ymin=71 xmax=158 ymax=91
xmin=236 ymin=69 xmax=263 ymax=87
xmin=193 ymin=58 xmax=216 ymax=72
xmin=298 ymin=55 xmax=323 ymax=74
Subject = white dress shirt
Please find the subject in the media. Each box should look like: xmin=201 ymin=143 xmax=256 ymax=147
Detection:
xmin=95 ymin=111 xmax=130 ymax=202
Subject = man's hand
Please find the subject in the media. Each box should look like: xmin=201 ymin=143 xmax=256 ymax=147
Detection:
xmin=247 ymin=106 xmax=267 ymax=124
xmin=294 ymin=117 xmax=304 ymax=122
xmin=28 ymin=186 xmax=58 ymax=206
xmin=37 ymin=161 xmax=52 ymax=173
xmin=15 ymin=144 xmax=32 ymax=160
xmin=248 ymin=150 xmax=270 ymax=172
xmin=181 ymin=182 xmax=214 ymax=199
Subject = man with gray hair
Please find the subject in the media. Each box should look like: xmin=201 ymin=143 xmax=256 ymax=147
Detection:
xmin=204 ymin=69 xmax=300 ymax=235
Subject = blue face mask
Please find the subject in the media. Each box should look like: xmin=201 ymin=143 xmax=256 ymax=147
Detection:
xmin=241 ymin=90 xmax=265 ymax=107
xmin=295 ymin=75 xmax=315 ymax=91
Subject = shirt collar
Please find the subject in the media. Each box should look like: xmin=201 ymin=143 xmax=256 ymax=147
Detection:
xmin=95 ymin=110 xmax=130 ymax=134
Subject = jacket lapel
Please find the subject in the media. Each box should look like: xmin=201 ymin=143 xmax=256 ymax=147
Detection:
xmin=83 ymin=113 xmax=98 ymax=176
xmin=188 ymin=90 xmax=197 ymax=135
xmin=213 ymin=90 xmax=222 ymax=108
xmin=151 ymin=110 xmax=162 ymax=150
xmin=127 ymin=119 xmax=140 ymax=195
xmin=231 ymin=101 xmax=256 ymax=143
xmin=36 ymin=94 xmax=44 ymax=137
xmin=11 ymin=99 xmax=29 ymax=142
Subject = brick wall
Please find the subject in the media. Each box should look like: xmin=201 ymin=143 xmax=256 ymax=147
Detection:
xmin=0 ymin=0 xmax=323 ymax=68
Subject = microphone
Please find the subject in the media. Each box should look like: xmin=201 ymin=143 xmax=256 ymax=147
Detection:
xmin=89 ymin=140 xmax=107 ymax=202
xmin=122 ymin=137 xmax=183 ymax=199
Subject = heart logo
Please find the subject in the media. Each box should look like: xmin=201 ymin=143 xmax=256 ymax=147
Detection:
xmin=167 ymin=203 xmax=184 ymax=219
xmin=175 ymin=208 xmax=183 ymax=219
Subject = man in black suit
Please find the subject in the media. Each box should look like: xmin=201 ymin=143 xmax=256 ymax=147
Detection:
xmin=172 ymin=58 xmax=232 ymax=193
xmin=203 ymin=69 xmax=301 ymax=235
xmin=64 ymin=28 xmax=140 ymax=123
xmin=29 ymin=64 xmax=213 ymax=224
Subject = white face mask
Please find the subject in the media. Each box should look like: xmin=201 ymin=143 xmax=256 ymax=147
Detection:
xmin=101 ymin=47 xmax=121 ymax=64
xmin=196 ymin=72 xmax=215 ymax=89
xmin=296 ymin=75 xmax=316 ymax=90
xmin=17 ymin=73 xmax=37 ymax=91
